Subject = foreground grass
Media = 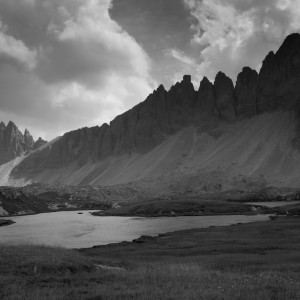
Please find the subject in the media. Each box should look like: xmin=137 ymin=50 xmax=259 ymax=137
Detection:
xmin=1 ymin=218 xmax=300 ymax=299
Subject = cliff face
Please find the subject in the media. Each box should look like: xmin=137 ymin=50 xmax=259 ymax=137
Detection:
xmin=11 ymin=33 xmax=300 ymax=182
xmin=214 ymin=72 xmax=236 ymax=121
xmin=0 ymin=121 xmax=24 ymax=164
xmin=235 ymin=67 xmax=259 ymax=116
xmin=257 ymin=33 xmax=300 ymax=112
xmin=0 ymin=122 xmax=46 ymax=165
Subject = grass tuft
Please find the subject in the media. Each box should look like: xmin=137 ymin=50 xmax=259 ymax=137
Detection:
xmin=1 ymin=218 xmax=300 ymax=299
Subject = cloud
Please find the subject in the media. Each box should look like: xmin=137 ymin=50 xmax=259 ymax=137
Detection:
xmin=38 ymin=0 xmax=151 ymax=87
xmin=183 ymin=0 xmax=300 ymax=82
xmin=164 ymin=48 xmax=195 ymax=65
xmin=0 ymin=20 xmax=36 ymax=69
xmin=0 ymin=0 xmax=154 ymax=140
xmin=1 ymin=0 xmax=298 ymax=141
xmin=164 ymin=48 xmax=203 ymax=87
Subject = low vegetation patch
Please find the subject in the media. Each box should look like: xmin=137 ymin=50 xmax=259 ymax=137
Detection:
xmin=1 ymin=218 xmax=300 ymax=299
xmin=93 ymin=197 xmax=263 ymax=217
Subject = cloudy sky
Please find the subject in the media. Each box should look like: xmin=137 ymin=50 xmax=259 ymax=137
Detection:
xmin=0 ymin=0 xmax=299 ymax=140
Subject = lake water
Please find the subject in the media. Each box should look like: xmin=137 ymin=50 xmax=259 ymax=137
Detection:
xmin=246 ymin=201 xmax=300 ymax=208
xmin=0 ymin=211 xmax=270 ymax=248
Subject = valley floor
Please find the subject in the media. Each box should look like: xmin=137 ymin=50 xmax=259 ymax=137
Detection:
xmin=1 ymin=217 xmax=300 ymax=299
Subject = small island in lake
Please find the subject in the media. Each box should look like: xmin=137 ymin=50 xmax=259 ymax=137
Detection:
xmin=0 ymin=219 xmax=15 ymax=227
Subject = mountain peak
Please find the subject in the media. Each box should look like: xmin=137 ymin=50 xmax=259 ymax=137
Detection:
xmin=33 ymin=137 xmax=47 ymax=150
xmin=24 ymin=129 xmax=30 ymax=135
xmin=215 ymin=71 xmax=231 ymax=82
xmin=280 ymin=32 xmax=300 ymax=48
xmin=9 ymin=33 xmax=300 ymax=189
xmin=214 ymin=71 xmax=236 ymax=121
xmin=23 ymin=129 xmax=34 ymax=150
xmin=200 ymin=76 xmax=211 ymax=84
xmin=0 ymin=121 xmax=47 ymax=165
xmin=156 ymin=84 xmax=166 ymax=93
xmin=182 ymin=74 xmax=192 ymax=83
xmin=241 ymin=66 xmax=257 ymax=74
xmin=7 ymin=121 xmax=17 ymax=129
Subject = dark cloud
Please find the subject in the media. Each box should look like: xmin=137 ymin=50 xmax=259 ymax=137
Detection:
xmin=0 ymin=0 xmax=154 ymax=139
xmin=110 ymin=0 xmax=195 ymax=88
xmin=0 ymin=0 xmax=79 ymax=47
xmin=0 ymin=0 xmax=298 ymax=140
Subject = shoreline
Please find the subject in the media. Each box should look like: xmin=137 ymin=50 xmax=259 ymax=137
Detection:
xmin=81 ymin=217 xmax=275 ymax=250
xmin=0 ymin=211 xmax=272 ymax=249
xmin=0 ymin=203 xmax=268 ymax=219
xmin=0 ymin=214 xmax=276 ymax=250
xmin=91 ymin=210 xmax=267 ymax=217
xmin=1 ymin=196 xmax=299 ymax=219
xmin=0 ymin=208 xmax=99 ymax=218
xmin=79 ymin=215 xmax=300 ymax=257
xmin=1 ymin=216 xmax=300 ymax=299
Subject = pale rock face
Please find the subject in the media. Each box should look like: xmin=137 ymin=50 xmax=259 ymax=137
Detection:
xmin=23 ymin=129 xmax=34 ymax=151
xmin=33 ymin=137 xmax=47 ymax=150
xmin=0 ymin=121 xmax=25 ymax=165
xmin=0 ymin=122 xmax=47 ymax=165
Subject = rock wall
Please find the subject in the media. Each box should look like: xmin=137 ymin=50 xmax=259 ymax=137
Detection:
xmin=0 ymin=121 xmax=47 ymax=165
xmin=11 ymin=33 xmax=300 ymax=179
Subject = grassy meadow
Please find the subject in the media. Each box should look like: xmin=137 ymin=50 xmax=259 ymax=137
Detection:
xmin=1 ymin=217 xmax=300 ymax=299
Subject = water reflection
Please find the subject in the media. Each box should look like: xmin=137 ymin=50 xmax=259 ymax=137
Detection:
xmin=246 ymin=201 xmax=300 ymax=208
xmin=0 ymin=211 xmax=270 ymax=248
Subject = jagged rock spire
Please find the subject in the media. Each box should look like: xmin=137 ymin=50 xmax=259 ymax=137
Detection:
xmin=0 ymin=122 xmax=47 ymax=165
xmin=10 ymin=33 xmax=300 ymax=181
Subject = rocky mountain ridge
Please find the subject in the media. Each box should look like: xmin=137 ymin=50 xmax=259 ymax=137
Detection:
xmin=7 ymin=33 xmax=300 ymax=188
xmin=0 ymin=121 xmax=47 ymax=165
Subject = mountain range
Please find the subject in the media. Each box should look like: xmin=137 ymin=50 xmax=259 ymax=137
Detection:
xmin=2 ymin=33 xmax=300 ymax=194
xmin=0 ymin=121 xmax=46 ymax=165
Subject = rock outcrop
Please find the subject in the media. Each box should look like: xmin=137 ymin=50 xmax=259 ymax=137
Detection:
xmin=33 ymin=137 xmax=47 ymax=150
xmin=23 ymin=129 xmax=34 ymax=150
xmin=10 ymin=33 xmax=300 ymax=184
xmin=235 ymin=67 xmax=259 ymax=116
xmin=0 ymin=121 xmax=25 ymax=165
xmin=214 ymin=72 xmax=236 ymax=121
xmin=257 ymin=33 xmax=300 ymax=113
xmin=0 ymin=122 xmax=46 ymax=165
xmin=195 ymin=76 xmax=215 ymax=118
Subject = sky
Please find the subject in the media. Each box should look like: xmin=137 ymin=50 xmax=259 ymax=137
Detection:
xmin=0 ymin=0 xmax=299 ymax=140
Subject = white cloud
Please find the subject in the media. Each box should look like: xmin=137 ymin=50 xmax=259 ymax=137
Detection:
xmin=276 ymin=0 xmax=300 ymax=28
xmin=165 ymin=48 xmax=195 ymax=65
xmin=183 ymin=0 xmax=300 ymax=82
xmin=0 ymin=20 xmax=36 ymax=69
xmin=39 ymin=0 xmax=151 ymax=86
xmin=0 ymin=0 xmax=155 ymax=140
